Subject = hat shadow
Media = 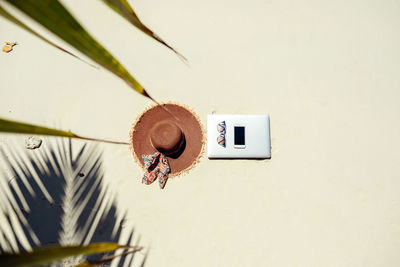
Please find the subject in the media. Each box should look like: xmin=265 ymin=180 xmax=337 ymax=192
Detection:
xmin=166 ymin=136 xmax=186 ymax=159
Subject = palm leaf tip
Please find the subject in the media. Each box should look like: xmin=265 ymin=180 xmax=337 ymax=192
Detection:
xmin=102 ymin=0 xmax=188 ymax=63
xmin=74 ymin=246 xmax=143 ymax=267
xmin=0 ymin=118 xmax=129 ymax=145
xmin=0 ymin=117 xmax=75 ymax=138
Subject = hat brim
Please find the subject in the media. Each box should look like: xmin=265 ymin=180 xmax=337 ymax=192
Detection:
xmin=129 ymin=103 xmax=204 ymax=176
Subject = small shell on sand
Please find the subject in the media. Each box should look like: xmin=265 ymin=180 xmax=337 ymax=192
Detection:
xmin=25 ymin=136 xmax=42 ymax=150
xmin=2 ymin=42 xmax=17 ymax=53
xmin=2 ymin=46 xmax=12 ymax=53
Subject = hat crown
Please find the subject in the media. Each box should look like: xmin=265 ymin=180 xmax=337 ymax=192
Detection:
xmin=150 ymin=121 xmax=184 ymax=155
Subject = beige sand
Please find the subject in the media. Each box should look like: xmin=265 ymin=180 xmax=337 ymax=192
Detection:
xmin=1 ymin=0 xmax=400 ymax=266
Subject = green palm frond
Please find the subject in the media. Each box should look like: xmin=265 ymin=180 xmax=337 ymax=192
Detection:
xmin=1 ymin=0 xmax=153 ymax=98
xmin=0 ymin=5 xmax=97 ymax=68
xmin=102 ymin=0 xmax=187 ymax=62
xmin=0 ymin=117 xmax=128 ymax=145
xmin=0 ymin=243 xmax=127 ymax=267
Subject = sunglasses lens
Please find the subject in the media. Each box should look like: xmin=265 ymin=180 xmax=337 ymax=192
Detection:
xmin=217 ymin=121 xmax=226 ymax=133
xmin=217 ymin=134 xmax=225 ymax=147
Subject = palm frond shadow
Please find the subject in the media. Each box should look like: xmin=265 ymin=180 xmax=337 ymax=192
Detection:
xmin=0 ymin=138 xmax=145 ymax=266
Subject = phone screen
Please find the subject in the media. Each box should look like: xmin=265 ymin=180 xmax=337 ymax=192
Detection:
xmin=234 ymin=126 xmax=245 ymax=145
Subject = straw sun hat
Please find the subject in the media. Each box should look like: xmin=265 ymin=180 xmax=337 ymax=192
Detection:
xmin=130 ymin=103 xmax=205 ymax=176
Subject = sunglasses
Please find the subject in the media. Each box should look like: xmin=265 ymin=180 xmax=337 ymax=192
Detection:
xmin=217 ymin=121 xmax=226 ymax=147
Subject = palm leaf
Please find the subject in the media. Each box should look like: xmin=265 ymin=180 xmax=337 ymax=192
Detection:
xmin=102 ymin=0 xmax=187 ymax=62
xmin=74 ymin=247 xmax=143 ymax=267
xmin=3 ymin=0 xmax=153 ymax=99
xmin=0 ymin=5 xmax=97 ymax=68
xmin=0 ymin=243 xmax=124 ymax=267
xmin=0 ymin=118 xmax=128 ymax=145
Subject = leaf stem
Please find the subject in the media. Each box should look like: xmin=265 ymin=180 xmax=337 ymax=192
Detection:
xmin=144 ymin=90 xmax=181 ymax=121
xmin=73 ymin=134 xmax=129 ymax=145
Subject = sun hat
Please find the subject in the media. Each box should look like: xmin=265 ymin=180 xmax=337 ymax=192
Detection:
xmin=129 ymin=103 xmax=204 ymax=176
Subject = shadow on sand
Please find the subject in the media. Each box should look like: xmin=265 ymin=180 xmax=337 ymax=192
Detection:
xmin=0 ymin=138 xmax=145 ymax=266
